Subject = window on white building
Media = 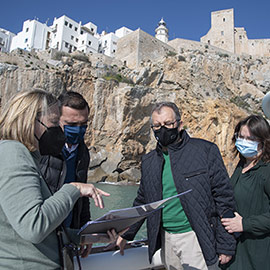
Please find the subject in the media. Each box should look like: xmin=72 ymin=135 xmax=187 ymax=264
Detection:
xmin=76 ymin=38 xmax=78 ymax=42
xmin=88 ymin=41 xmax=91 ymax=45
xmin=82 ymin=50 xmax=84 ymax=52
xmin=113 ymin=49 xmax=115 ymax=53
xmin=82 ymin=40 xmax=85 ymax=45
xmin=81 ymin=30 xmax=84 ymax=35
xmin=239 ymin=36 xmax=242 ymax=40
xmin=69 ymin=23 xmax=72 ymax=29
xmin=71 ymin=35 xmax=74 ymax=40
xmin=208 ymin=40 xmax=210 ymax=44
xmin=105 ymin=40 xmax=107 ymax=45
xmin=74 ymin=46 xmax=77 ymax=51
xmin=75 ymin=27 xmax=78 ymax=31
xmin=26 ymin=28 xmax=29 ymax=32
xmin=25 ymin=38 xmax=28 ymax=43
xmin=221 ymin=41 xmax=224 ymax=44
xmin=113 ymin=41 xmax=117 ymax=45
xmin=221 ymin=31 xmax=224 ymax=36
xmin=65 ymin=42 xmax=69 ymax=48
xmin=91 ymin=28 xmax=94 ymax=32
xmin=65 ymin=21 xmax=68 ymax=26
xmin=223 ymin=18 xmax=226 ymax=22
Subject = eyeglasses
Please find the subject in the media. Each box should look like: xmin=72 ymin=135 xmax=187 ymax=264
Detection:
xmin=234 ymin=133 xmax=259 ymax=142
xmin=151 ymin=120 xmax=179 ymax=131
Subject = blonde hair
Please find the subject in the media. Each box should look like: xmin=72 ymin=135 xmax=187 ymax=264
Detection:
xmin=0 ymin=89 xmax=58 ymax=151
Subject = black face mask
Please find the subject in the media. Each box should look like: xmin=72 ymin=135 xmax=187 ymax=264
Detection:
xmin=36 ymin=122 xmax=66 ymax=156
xmin=154 ymin=126 xmax=179 ymax=147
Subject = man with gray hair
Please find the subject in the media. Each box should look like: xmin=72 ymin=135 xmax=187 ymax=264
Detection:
xmin=117 ymin=101 xmax=236 ymax=269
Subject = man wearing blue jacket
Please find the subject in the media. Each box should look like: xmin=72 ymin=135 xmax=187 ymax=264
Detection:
xmin=117 ymin=101 xmax=236 ymax=270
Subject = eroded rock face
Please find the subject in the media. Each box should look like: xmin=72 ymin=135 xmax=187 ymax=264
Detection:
xmin=0 ymin=48 xmax=269 ymax=183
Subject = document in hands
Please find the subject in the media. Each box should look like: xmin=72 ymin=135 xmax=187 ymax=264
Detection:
xmin=78 ymin=189 xmax=192 ymax=235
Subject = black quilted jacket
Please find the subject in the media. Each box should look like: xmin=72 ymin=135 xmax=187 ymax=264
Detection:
xmin=123 ymin=130 xmax=236 ymax=265
xmin=39 ymin=142 xmax=91 ymax=229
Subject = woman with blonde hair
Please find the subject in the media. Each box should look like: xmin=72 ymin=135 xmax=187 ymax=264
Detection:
xmin=0 ymin=89 xmax=110 ymax=269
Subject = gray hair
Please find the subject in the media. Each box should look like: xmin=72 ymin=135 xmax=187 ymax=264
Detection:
xmin=150 ymin=102 xmax=181 ymax=124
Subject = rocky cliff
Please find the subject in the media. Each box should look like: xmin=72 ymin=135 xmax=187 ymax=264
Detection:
xmin=1 ymin=46 xmax=269 ymax=183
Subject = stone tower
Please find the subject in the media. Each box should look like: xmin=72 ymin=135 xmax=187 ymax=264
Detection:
xmin=200 ymin=9 xmax=235 ymax=53
xmin=155 ymin=18 xmax=169 ymax=43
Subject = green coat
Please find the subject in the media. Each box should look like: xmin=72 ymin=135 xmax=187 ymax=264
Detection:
xmin=0 ymin=140 xmax=81 ymax=270
xmin=225 ymin=160 xmax=270 ymax=270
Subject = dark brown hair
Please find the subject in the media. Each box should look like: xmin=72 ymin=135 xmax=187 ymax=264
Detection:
xmin=232 ymin=115 xmax=270 ymax=163
xmin=58 ymin=91 xmax=89 ymax=113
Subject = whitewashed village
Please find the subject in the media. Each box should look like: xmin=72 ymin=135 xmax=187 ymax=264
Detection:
xmin=1 ymin=7 xmax=270 ymax=270
xmin=1 ymin=8 xmax=270 ymax=62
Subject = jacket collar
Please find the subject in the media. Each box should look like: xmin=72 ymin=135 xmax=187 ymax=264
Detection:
xmin=231 ymin=159 xmax=267 ymax=188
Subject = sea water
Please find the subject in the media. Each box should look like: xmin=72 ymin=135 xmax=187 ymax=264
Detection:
xmin=90 ymin=182 xmax=147 ymax=241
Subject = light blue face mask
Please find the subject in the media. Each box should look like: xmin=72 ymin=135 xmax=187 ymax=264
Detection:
xmin=64 ymin=125 xmax=87 ymax=145
xmin=235 ymin=138 xmax=259 ymax=158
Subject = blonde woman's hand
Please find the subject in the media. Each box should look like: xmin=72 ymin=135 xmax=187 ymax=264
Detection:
xmin=70 ymin=183 xmax=110 ymax=208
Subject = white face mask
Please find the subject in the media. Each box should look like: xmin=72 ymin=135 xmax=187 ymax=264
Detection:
xmin=235 ymin=138 xmax=259 ymax=158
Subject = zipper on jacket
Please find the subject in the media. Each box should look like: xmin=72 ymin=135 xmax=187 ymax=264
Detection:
xmin=184 ymin=170 xmax=207 ymax=181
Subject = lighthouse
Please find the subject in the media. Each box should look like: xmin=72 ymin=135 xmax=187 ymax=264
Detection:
xmin=155 ymin=18 xmax=169 ymax=43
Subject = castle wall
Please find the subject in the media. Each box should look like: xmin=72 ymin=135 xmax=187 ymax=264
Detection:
xmin=234 ymin=27 xmax=270 ymax=57
xmin=169 ymin=38 xmax=232 ymax=55
xmin=201 ymin=9 xmax=235 ymax=53
xmin=169 ymin=38 xmax=211 ymax=52
xmin=115 ymin=29 xmax=175 ymax=69
xmin=201 ymin=8 xmax=270 ymax=57
xmin=137 ymin=30 xmax=174 ymax=65
xmin=115 ymin=30 xmax=139 ymax=68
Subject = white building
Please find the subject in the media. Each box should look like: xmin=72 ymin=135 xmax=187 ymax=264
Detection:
xmin=8 ymin=15 xmax=133 ymax=57
xmin=98 ymin=31 xmax=119 ymax=57
xmin=0 ymin=28 xmax=15 ymax=52
xmin=115 ymin=27 xmax=133 ymax=39
xmin=50 ymin=15 xmax=99 ymax=54
xmin=155 ymin=18 xmax=169 ymax=43
xmin=10 ymin=19 xmax=51 ymax=52
xmin=98 ymin=27 xmax=133 ymax=57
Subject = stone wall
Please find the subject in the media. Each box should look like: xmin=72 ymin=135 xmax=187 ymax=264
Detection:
xmin=115 ymin=29 xmax=175 ymax=69
xmin=201 ymin=8 xmax=270 ymax=58
xmin=201 ymin=9 xmax=235 ymax=53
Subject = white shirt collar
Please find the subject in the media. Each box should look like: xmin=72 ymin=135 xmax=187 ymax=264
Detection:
xmin=64 ymin=143 xmax=79 ymax=153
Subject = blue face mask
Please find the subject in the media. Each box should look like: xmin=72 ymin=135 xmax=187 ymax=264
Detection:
xmin=235 ymin=138 xmax=259 ymax=158
xmin=64 ymin=125 xmax=87 ymax=145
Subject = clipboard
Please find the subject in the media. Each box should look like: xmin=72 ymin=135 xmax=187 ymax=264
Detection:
xmin=78 ymin=189 xmax=192 ymax=235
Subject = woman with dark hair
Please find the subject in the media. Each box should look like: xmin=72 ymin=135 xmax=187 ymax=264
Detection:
xmin=221 ymin=115 xmax=270 ymax=270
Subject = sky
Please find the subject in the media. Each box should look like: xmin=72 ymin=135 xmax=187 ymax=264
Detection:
xmin=1 ymin=0 xmax=270 ymax=41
